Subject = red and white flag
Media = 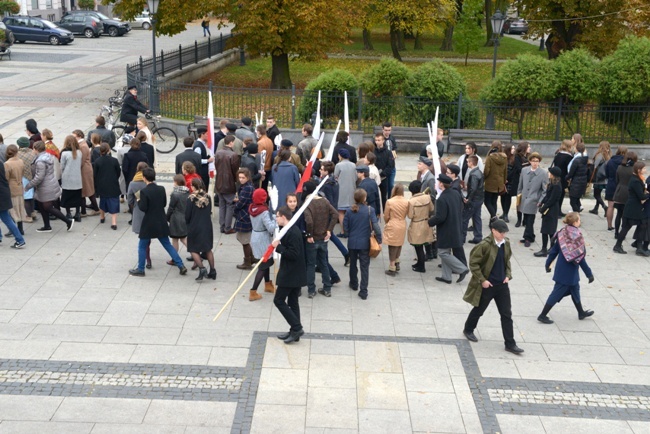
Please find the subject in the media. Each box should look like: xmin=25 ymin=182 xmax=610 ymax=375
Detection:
xmin=206 ymin=91 xmax=216 ymax=177
xmin=296 ymin=132 xmax=324 ymax=193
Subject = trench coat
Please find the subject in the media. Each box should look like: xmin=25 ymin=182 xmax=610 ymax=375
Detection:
xmin=518 ymin=166 xmax=548 ymax=215
xmin=383 ymin=195 xmax=408 ymax=247
xmin=407 ymin=192 xmax=434 ymax=245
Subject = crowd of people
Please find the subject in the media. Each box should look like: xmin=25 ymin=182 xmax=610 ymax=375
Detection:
xmin=2 ymin=115 xmax=648 ymax=349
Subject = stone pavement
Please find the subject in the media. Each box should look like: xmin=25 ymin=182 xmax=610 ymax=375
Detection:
xmin=1 ymin=27 xmax=650 ymax=434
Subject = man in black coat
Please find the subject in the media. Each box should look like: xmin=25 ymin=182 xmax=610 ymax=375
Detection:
xmin=120 ymin=86 xmax=149 ymax=126
xmin=271 ymin=206 xmax=307 ymax=344
xmin=87 ymin=116 xmax=116 ymax=149
xmin=193 ymin=127 xmax=214 ymax=193
xmin=266 ymin=116 xmax=281 ymax=146
xmin=356 ymin=165 xmax=380 ymax=217
xmin=374 ymin=133 xmax=394 ymax=208
xmin=331 ymin=131 xmax=357 ymax=165
xmin=175 ymin=137 xmax=203 ymax=175
xmin=428 ymin=174 xmax=469 ymax=284
xmin=129 ymin=168 xmax=188 ymax=277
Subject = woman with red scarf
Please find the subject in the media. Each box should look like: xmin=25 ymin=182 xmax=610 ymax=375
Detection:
xmin=248 ymin=188 xmax=277 ymax=301
xmin=538 ymin=212 xmax=595 ymax=324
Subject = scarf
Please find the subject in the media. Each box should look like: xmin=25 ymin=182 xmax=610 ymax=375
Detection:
xmin=249 ymin=188 xmax=269 ymax=217
xmin=132 ymin=171 xmax=144 ymax=183
xmin=189 ymin=190 xmax=210 ymax=208
xmin=557 ymin=225 xmax=586 ymax=264
xmin=173 ymin=185 xmax=189 ymax=195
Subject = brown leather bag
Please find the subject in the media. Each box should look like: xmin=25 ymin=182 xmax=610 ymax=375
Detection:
xmin=368 ymin=208 xmax=381 ymax=258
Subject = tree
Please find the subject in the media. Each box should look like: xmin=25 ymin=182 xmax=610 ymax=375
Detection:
xmin=297 ymin=69 xmax=360 ymax=124
xmin=78 ymin=0 xmax=95 ymax=10
xmin=512 ymin=0 xmax=650 ymax=59
xmin=109 ymin=0 xmax=354 ymax=89
xmin=382 ymin=0 xmax=455 ymax=61
xmin=349 ymin=0 xmax=379 ymax=50
xmin=454 ymin=0 xmax=483 ymax=65
xmin=440 ymin=0 xmax=463 ymax=51
xmin=0 ymin=0 xmax=20 ymax=14
xmin=480 ymin=54 xmax=558 ymax=138
xmin=360 ymin=58 xmax=411 ymax=121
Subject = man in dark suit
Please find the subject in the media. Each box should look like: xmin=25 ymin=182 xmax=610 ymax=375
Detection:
xmin=175 ymin=137 xmax=202 ymax=175
xmin=193 ymin=127 xmax=214 ymax=193
xmin=272 ymin=206 xmax=307 ymax=344
xmin=265 ymin=116 xmax=281 ymax=146
xmin=120 ymin=86 xmax=149 ymax=126
xmin=428 ymin=174 xmax=469 ymax=284
xmin=87 ymin=116 xmax=116 ymax=149
xmin=129 ymin=168 xmax=188 ymax=277
xmin=356 ymin=165 xmax=380 ymax=217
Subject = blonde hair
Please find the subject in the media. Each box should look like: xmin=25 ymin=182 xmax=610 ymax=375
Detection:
xmin=563 ymin=211 xmax=580 ymax=226
xmin=560 ymin=139 xmax=573 ymax=153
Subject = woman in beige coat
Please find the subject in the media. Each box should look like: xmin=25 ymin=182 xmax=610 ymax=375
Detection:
xmin=73 ymin=129 xmax=99 ymax=216
xmin=408 ymin=180 xmax=434 ymax=273
xmin=384 ymin=184 xmax=409 ymax=276
xmin=3 ymin=145 xmax=26 ymax=235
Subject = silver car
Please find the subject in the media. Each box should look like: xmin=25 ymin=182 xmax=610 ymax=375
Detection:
xmin=125 ymin=12 xmax=151 ymax=30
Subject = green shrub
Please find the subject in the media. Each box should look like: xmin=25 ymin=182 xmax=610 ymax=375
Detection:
xmin=78 ymin=0 xmax=95 ymax=10
xmin=360 ymin=58 xmax=411 ymax=123
xmin=0 ymin=0 xmax=20 ymax=14
xmin=403 ymin=60 xmax=477 ymax=128
xmin=297 ymin=69 xmax=359 ymax=125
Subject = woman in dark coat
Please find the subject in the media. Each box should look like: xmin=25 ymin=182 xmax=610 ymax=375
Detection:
xmin=632 ymin=176 xmax=650 ymax=256
xmin=551 ymin=139 xmax=574 ymax=216
xmin=612 ymin=151 xmax=637 ymax=238
xmin=508 ymin=142 xmax=529 ymax=226
xmin=566 ymin=142 xmax=589 ymax=212
xmin=186 ymin=178 xmax=216 ymax=280
xmin=93 ymin=143 xmax=122 ymax=229
xmin=234 ymin=168 xmax=255 ymax=270
xmin=535 ymin=167 xmax=563 ymax=257
xmin=538 ymin=212 xmax=595 ymax=324
xmin=613 ymin=162 xmax=649 ymax=255
xmin=122 ymin=138 xmax=149 ymax=191
xmin=343 ymin=188 xmax=382 ymax=300
xmin=605 ymin=146 xmax=626 ymax=231
xmin=166 ymin=174 xmax=189 ymax=260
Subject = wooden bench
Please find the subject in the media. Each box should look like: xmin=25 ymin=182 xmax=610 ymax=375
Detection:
xmin=187 ymin=115 xmax=242 ymax=138
xmin=372 ymin=126 xmax=431 ymax=152
xmin=448 ymin=129 xmax=513 ymax=155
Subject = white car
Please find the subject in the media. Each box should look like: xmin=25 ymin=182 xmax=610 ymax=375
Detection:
xmin=125 ymin=12 xmax=151 ymax=30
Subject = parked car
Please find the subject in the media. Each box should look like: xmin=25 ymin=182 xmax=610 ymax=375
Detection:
xmin=123 ymin=12 xmax=151 ymax=30
xmin=62 ymin=11 xmax=130 ymax=37
xmin=56 ymin=14 xmax=102 ymax=38
xmin=502 ymin=18 xmax=528 ymax=35
xmin=2 ymin=16 xmax=74 ymax=45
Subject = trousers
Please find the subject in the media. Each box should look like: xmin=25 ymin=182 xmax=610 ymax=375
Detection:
xmin=464 ymin=283 xmax=516 ymax=348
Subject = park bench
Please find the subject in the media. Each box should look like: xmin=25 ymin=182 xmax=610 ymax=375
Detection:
xmin=372 ymin=126 xmax=431 ymax=153
xmin=447 ymin=129 xmax=512 ymax=155
xmin=187 ymin=115 xmax=242 ymax=138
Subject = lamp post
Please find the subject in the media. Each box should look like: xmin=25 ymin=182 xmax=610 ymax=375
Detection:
xmin=486 ymin=9 xmax=506 ymax=129
xmin=146 ymin=0 xmax=160 ymax=113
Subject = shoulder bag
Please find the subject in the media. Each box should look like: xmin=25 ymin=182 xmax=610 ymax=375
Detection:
xmin=368 ymin=208 xmax=382 ymax=258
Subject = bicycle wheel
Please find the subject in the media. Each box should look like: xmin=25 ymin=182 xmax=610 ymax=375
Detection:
xmin=153 ymin=127 xmax=178 ymax=154
xmin=111 ymin=125 xmax=125 ymax=149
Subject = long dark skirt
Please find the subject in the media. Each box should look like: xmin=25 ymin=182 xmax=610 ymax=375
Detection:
xmin=61 ymin=189 xmax=83 ymax=208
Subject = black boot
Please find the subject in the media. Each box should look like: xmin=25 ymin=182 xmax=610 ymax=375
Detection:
xmin=533 ymin=247 xmax=548 ymax=257
xmin=425 ymin=243 xmax=434 ymax=261
xmin=283 ymin=328 xmax=304 ymax=344
xmin=17 ymin=221 xmax=24 ymax=236
xmin=574 ymin=301 xmax=594 ymax=320
xmin=588 ymin=207 xmax=598 ymax=215
xmin=195 ymin=267 xmax=208 ymax=281
xmin=613 ymin=240 xmax=627 ymax=254
xmin=430 ymin=241 xmax=438 ymax=259
xmin=515 ymin=212 xmax=522 ymax=228
xmin=207 ymin=268 xmax=217 ymax=280
xmin=537 ymin=304 xmax=554 ymax=324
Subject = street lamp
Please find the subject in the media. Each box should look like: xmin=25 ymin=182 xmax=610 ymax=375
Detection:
xmin=146 ymin=0 xmax=160 ymax=113
xmin=486 ymin=9 xmax=505 ymax=129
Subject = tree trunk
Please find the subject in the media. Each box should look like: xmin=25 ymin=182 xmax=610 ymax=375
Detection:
xmin=465 ymin=51 xmax=469 ymax=66
xmin=484 ymin=0 xmax=493 ymax=46
xmin=397 ymin=30 xmax=406 ymax=50
xmin=362 ymin=28 xmax=374 ymax=50
xmin=389 ymin=26 xmax=402 ymax=61
xmin=414 ymin=32 xmax=423 ymax=50
xmin=440 ymin=24 xmax=454 ymax=51
xmin=270 ymin=53 xmax=292 ymax=89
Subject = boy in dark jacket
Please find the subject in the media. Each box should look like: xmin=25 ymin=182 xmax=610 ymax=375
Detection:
xmin=357 ymin=165 xmax=381 ymax=218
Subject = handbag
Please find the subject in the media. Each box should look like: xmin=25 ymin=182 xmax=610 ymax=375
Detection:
xmin=368 ymin=208 xmax=382 ymax=258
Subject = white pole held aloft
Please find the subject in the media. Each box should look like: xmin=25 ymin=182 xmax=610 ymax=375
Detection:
xmin=313 ymin=90 xmax=322 ymax=139
xmin=324 ymin=120 xmax=342 ymax=161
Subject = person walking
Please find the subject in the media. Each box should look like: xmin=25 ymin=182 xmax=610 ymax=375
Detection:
xmin=122 ymin=138 xmax=149 ymax=192
xmin=483 ymin=141 xmax=508 ymax=219
xmin=566 ymin=142 xmax=589 ymax=212
xmin=632 ymin=175 xmax=650 ymax=255
xmin=234 ymin=168 xmax=255 ymax=270
xmin=3 ymin=145 xmax=26 ymax=238
xmin=534 ymin=167 xmax=563 ymax=257
xmin=518 ymin=152 xmax=547 ymax=247
xmin=612 ymin=151 xmax=637 ymax=238
xmin=175 ymin=137 xmax=202 ymax=175
xmin=249 ymin=189 xmax=277 ymax=301
xmin=127 ymin=162 xmax=150 ymax=265
xmin=25 ymin=141 xmax=73 ymax=233
xmin=334 ymin=148 xmax=356 ymax=237
xmin=186 ymin=178 xmax=216 ymax=280
xmin=428 ymin=174 xmax=468 ymax=284
xmin=605 ymin=146 xmax=627 ymax=231
xmin=271 ymin=149 xmax=300 ymax=210
xmin=16 ymin=138 xmax=36 ymax=221
xmin=320 ymin=161 xmax=350 ymax=267
xmin=373 ymin=132 xmax=395 ymax=209
xmin=272 ymin=206 xmax=307 ymax=343
xmin=166 ymin=174 xmax=189 ymax=260
xmin=214 ymin=135 xmax=241 ymax=234
xmin=93 ymin=143 xmax=122 ymax=230
xmin=256 ymin=125 xmax=274 ymax=191
xmin=356 ymin=165 xmax=380 ymax=218
xmin=551 ymin=140 xmax=574 ymax=217
xmin=462 ymin=219 xmax=524 ymax=355
xmin=73 ymin=129 xmax=100 ymax=217
xmin=193 ymin=128 xmax=214 ymax=194
xmin=462 ymin=155 xmax=484 ymax=244
xmin=344 ymin=189 xmax=382 ymax=300
xmin=0 ymin=161 xmax=26 ymax=248
xmin=589 ymin=141 xmax=611 ymax=216
xmin=201 ymin=16 xmax=211 ymax=37
xmin=538 ymin=212 xmax=595 ymax=324
xmin=128 ymin=167 xmax=187 ymax=277
xmin=59 ymin=135 xmax=84 ymax=222
xmin=509 ymin=142 xmax=530 ymax=226
xmin=613 ymin=162 xmax=649 ymax=255
xmin=407 ymin=180 xmax=434 ymax=273
xmin=383 ymin=184 xmax=408 ymax=276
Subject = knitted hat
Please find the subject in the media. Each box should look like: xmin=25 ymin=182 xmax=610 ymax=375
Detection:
xmin=338 ymin=148 xmax=350 ymax=159
xmin=549 ymin=167 xmax=562 ymax=178
xmin=17 ymin=137 xmax=30 ymax=148
xmin=280 ymin=139 xmax=293 ymax=148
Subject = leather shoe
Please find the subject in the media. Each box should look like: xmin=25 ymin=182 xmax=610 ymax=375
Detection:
xmin=457 ymin=270 xmax=469 ymax=283
xmin=435 ymin=277 xmax=452 ymax=284
xmin=411 ymin=265 xmax=425 ymax=273
xmin=224 ymin=229 xmax=236 ymax=234
xmin=129 ymin=268 xmax=145 ymax=277
xmin=505 ymin=345 xmax=524 ymax=355
xmin=277 ymin=331 xmax=292 ymax=340
xmin=533 ymin=249 xmax=548 ymax=257
xmin=468 ymin=239 xmax=481 ymax=244
xmin=579 ymin=310 xmax=594 ymax=320
xmin=283 ymin=329 xmax=304 ymax=344
xmin=613 ymin=245 xmax=627 ymax=254
xmin=537 ymin=315 xmax=554 ymax=324
xmin=344 ymin=254 xmax=350 ymax=267
xmin=179 ymin=266 xmax=188 ymax=275
xmin=463 ymin=330 xmax=478 ymax=342
xmin=524 ymin=240 xmax=531 ymax=247
xmin=348 ymin=283 xmax=358 ymax=291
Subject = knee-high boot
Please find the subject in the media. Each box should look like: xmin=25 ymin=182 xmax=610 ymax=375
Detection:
xmin=237 ymin=244 xmax=254 ymax=270
xmin=573 ymin=300 xmax=594 ymax=320
xmin=537 ymin=303 xmax=554 ymax=324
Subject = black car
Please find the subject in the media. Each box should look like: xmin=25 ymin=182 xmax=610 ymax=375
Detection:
xmin=2 ymin=16 xmax=74 ymax=45
xmin=57 ymin=14 xmax=103 ymax=38
xmin=62 ymin=11 xmax=130 ymax=37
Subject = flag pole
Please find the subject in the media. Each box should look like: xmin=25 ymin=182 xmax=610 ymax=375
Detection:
xmin=212 ymin=259 xmax=263 ymax=322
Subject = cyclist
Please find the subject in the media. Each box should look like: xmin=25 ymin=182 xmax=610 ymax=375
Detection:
xmin=120 ymin=86 xmax=150 ymax=126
